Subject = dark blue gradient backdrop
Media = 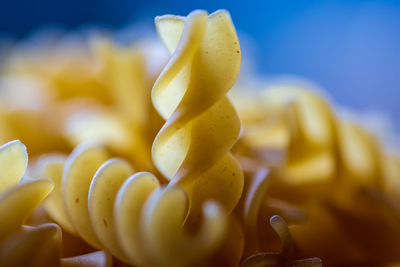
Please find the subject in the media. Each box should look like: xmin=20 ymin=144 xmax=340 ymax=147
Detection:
xmin=1 ymin=0 xmax=399 ymax=128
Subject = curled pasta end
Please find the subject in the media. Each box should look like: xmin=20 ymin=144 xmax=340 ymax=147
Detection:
xmin=142 ymin=186 xmax=227 ymax=266
xmin=270 ymin=215 xmax=292 ymax=256
xmin=240 ymin=215 xmax=322 ymax=267
xmin=0 ymin=140 xmax=28 ymax=193
xmin=0 ymin=178 xmax=54 ymax=238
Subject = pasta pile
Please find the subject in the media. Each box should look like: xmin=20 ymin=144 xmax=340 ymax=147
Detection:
xmin=0 ymin=8 xmax=399 ymax=267
xmin=0 ymin=140 xmax=112 ymax=267
xmin=231 ymin=84 xmax=400 ymax=265
xmin=37 ymin=142 xmax=226 ymax=267
xmin=152 ymin=9 xmax=243 ymax=228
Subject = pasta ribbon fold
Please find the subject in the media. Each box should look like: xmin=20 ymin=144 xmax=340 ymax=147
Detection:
xmin=38 ymin=143 xmax=227 ymax=267
xmin=152 ymin=9 xmax=243 ymax=214
xmin=0 ymin=140 xmax=110 ymax=267
xmin=233 ymin=86 xmax=336 ymax=185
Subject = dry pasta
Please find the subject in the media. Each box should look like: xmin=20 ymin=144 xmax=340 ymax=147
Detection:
xmin=38 ymin=143 xmax=227 ymax=267
xmin=152 ymin=9 xmax=244 ymax=218
xmin=0 ymin=140 xmax=112 ymax=267
xmin=0 ymin=7 xmax=399 ymax=267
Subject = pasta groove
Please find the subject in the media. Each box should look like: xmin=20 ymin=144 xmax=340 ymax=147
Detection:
xmin=233 ymin=86 xmax=337 ymax=185
xmin=152 ymin=9 xmax=244 ymax=214
xmin=0 ymin=140 xmax=54 ymax=266
xmin=38 ymin=143 xmax=227 ymax=267
xmin=0 ymin=140 xmax=112 ymax=267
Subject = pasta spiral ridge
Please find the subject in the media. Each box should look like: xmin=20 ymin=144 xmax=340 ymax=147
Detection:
xmin=38 ymin=143 xmax=227 ymax=267
xmin=152 ymin=9 xmax=243 ymax=213
xmin=0 ymin=140 xmax=55 ymax=266
xmin=0 ymin=140 xmax=112 ymax=267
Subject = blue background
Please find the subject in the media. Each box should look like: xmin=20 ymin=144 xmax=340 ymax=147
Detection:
xmin=1 ymin=0 xmax=399 ymax=129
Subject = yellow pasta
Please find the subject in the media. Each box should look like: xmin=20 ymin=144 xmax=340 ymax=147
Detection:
xmin=65 ymin=39 xmax=155 ymax=171
xmin=0 ymin=140 xmax=113 ymax=267
xmin=2 ymin=39 xmax=111 ymax=104
xmin=233 ymin=86 xmax=337 ymax=185
xmin=232 ymin=83 xmax=400 ymax=265
xmin=94 ymin=39 xmax=148 ymax=127
xmin=0 ymin=140 xmax=54 ymax=259
xmin=0 ymin=35 xmax=158 ymax=171
xmin=336 ymin=119 xmax=383 ymax=187
xmin=0 ymin=6 xmax=400 ymax=267
xmin=36 ymin=155 xmax=75 ymax=233
xmin=38 ymin=143 xmax=227 ymax=267
xmin=152 ymin=9 xmax=244 ymax=215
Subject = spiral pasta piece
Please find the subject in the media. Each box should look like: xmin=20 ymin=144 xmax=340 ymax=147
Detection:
xmin=36 ymin=155 xmax=76 ymax=233
xmin=275 ymin=88 xmax=336 ymax=184
xmin=152 ymin=9 xmax=243 ymax=213
xmin=62 ymin=143 xmax=109 ymax=249
xmin=3 ymin=38 xmax=111 ymax=104
xmin=233 ymin=85 xmax=400 ymax=264
xmin=38 ymin=143 xmax=227 ymax=266
xmin=0 ymin=140 xmax=52 ymax=238
xmin=65 ymin=39 xmax=155 ymax=171
xmin=336 ymin=119 xmax=383 ymax=187
xmin=93 ymin=39 xmax=148 ymax=127
xmin=0 ymin=139 xmax=28 ymax=192
xmin=233 ymin=86 xmax=336 ymax=185
xmin=0 ymin=140 xmax=111 ymax=267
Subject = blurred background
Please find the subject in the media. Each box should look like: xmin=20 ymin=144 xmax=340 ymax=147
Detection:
xmin=0 ymin=0 xmax=399 ymax=129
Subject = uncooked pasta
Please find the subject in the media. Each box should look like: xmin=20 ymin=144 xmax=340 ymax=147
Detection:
xmin=38 ymin=143 xmax=226 ymax=267
xmin=0 ymin=7 xmax=399 ymax=267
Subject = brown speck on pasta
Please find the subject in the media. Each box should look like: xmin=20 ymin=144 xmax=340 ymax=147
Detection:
xmin=2 ymin=7 xmax=398 ymax=267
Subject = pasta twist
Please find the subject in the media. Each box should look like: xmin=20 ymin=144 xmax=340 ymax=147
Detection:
xmin=65 ymin=39 xmax=155 ymax=171
xmin=38 ymin=143 xmax=227 ymax=267
xmin=336 ymin=119 xmax=383 ymax=188
xmin=232 ymin=85 xmax=337 ymax=185
xmin=0 ymin=140 xmax=54 ymax=266
xmin=0 ymin=140 xmax=111 ymax=267
xmin=152 ymin=10 xmax=243 ymax=213
xmin=233 ymin=84 xmax=400 ymax=264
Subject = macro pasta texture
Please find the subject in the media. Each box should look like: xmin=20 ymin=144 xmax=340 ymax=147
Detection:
xmin=37 ymin=143 xmax=227 ymax=267
xmin=152 ymin=10 xmax=244 ymax=218
xmin=0 ymin=35 xmax=160 ymax=171
xmin=0 ymin=140 xmax=112 ymax=267
xmin=0 ymin=140 xmax=55 ymax=266
xmin=0 ymin=7 xmax=399 ymax=267
xmin=231 ymin=82 xmax=400 ymax=266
